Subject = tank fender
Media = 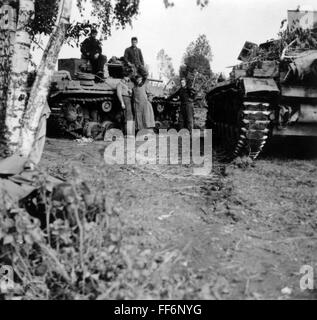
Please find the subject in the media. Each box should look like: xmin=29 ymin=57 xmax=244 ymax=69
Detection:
xmin=241 ymin=77 xmax=280 ymax=95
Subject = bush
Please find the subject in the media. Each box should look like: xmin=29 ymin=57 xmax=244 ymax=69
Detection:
xmin=0 ymin=166 xmax=213 ymax=300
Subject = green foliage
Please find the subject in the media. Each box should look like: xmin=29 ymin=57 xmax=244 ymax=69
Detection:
xmin=65 ymin=22 xmax=100 ymax=46
xmin=184 ymin=34 xmax=213 ymax=62
xmin=181 ymin=34 xmax=213 ymax=81
xmin=27 ymin=0 xmax=140 ymax=41
xmin=247 ymin=22 xmax=317 ymax=62
xmin=27 ymin=0 xmax=58 ymax=37
xmin=184 ymin=54 xmax=211 ymax=77
xmin=27 ymin=0 xmax=210 ymax=42
xmin=113 ymin=0 xmax=140 ymax=29
xmin=180 ymin=34 xmax=214 ymax=102
xmin=0 ymin=166 xmax=216 ymax=300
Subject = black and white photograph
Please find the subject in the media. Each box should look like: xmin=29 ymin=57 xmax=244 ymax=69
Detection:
xmin=0 ymin=0 xmax=317 ymax=305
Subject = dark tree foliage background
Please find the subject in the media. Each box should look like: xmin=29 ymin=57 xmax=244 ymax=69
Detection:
xmin=25 ymin=0 xmax=210 ymax=44
xmin=27 ymin=0 xmax=141 ymax=43
xmin=27 ymin=0 xmax=59 ymax=37
xmin=183 ymin=55 xmax=212 ymax=77
xmin=180 ymin=34 xmax=215 ymax=101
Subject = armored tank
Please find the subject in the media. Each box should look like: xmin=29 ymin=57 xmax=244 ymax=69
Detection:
xmin=206 ymin=10 xmax=317 ymax=160
xmin=47 ymin=58 xmax=175 ymax=139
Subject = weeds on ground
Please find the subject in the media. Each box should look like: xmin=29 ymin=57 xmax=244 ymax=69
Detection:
xmin=0 ymin=166 xmax=216 ymax=300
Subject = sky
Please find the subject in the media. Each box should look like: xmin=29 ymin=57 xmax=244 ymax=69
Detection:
xmin=56 ymin=0 xmax=317 ymax=77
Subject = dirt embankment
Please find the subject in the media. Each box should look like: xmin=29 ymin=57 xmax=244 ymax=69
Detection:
xmin=40 ymin=135 xmax=317 ymax=299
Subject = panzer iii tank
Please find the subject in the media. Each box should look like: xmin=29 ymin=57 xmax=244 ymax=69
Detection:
xmin=47 ymin=58 xmax=174 ymax=139
xmin=206 ymin=10 xmax=317 ymax=160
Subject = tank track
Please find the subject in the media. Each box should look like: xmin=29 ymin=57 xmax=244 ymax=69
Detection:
xmin=213 ymin=99 xmax=273 ymax=161
xmin=233 ymin=100 xmax=272 ymax=159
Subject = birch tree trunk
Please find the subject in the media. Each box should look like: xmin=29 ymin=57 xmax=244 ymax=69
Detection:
xmin=0 ymin=1 xmax=17 ymax=157
xmin=20 ymin=0 xmax=72 ymax=158
xmin=5 ymin=0 xmax=34 ymax=154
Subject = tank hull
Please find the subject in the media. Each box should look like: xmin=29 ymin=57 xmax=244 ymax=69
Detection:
xmin=47 ymin=59 xmax=176 ymax=139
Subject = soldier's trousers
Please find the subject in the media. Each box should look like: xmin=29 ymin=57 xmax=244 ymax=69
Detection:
xmin=123 ymin=96 xmax=135 ymax=136
xmin=179 ymin=103 xmax=194 ymax=132
xmin=90 ymin=54 xmax=107 ymax=78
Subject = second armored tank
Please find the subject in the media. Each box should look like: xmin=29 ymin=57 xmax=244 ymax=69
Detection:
xmin=206 ymin=10 xmax=317 ymax=160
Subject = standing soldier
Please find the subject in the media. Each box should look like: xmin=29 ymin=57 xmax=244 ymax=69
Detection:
xmin=116 ymin=72 xmax=134 ymax=135
xmin=81 ymin=29 xmax=107 ymax=80
xmin=170 ymin=78 xmax=196 ymax=132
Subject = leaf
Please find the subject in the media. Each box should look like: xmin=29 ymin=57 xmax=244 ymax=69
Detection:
xmin=24 ymin=234 xmax=34 ymax=245
xmin=3 ymin=234 xmax=14 ymax=245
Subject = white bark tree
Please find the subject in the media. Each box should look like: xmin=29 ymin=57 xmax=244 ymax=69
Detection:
xmin=20 ymin=0 xmax=72 ymax=158
xmin=5 ymin=0 xmax=34 ymax=154
xmin=0 ymin=0 xmax=72 ymax=161
xmin=0 ymin=1 xmax=17 ymax=158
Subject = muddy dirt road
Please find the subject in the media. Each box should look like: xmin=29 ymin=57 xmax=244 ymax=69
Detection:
xmin=40 ymin=134 xmax=317 ymax=300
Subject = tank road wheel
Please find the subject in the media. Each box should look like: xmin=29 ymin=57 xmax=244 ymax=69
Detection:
xmin=154 ymin=121 xmax=163 ymax=133
xmin=101 ymin=121 xmax=117 ymax=141
xmin=102 ymin=121 xmax=116 ymax=131
xmin=156 ymin=103 xmax=165 ymax=114
xmin=101 ymin=101 xmax=113 ymax=113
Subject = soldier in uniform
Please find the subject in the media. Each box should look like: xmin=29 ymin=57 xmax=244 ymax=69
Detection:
xmin=116 ymin=71 xmax=134 ymax=135
xmin=170 ymin=78 xmax=197 ymax=132
xmin=81 ymin=29 xmax=107 ymax=80
xmin=124 ymin=37 xmax=148 ymax=81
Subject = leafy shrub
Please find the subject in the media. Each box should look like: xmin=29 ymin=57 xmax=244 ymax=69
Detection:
xmin=0 ymin=167 xmax=213 ymax=300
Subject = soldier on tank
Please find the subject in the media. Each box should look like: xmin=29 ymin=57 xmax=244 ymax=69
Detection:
xmin=124 ymin=37 xmax=148 ymax=81
xmin=81 ymin=29 xmax=107 ymax=80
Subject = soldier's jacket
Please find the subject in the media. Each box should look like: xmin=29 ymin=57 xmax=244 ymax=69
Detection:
xmin=81 ymin=37 xmax=102 ymax=58
xmin=124 ymin=46 xmax=145 ymax=67
xmin=170 ymin=87 xmax=197 ymax=105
